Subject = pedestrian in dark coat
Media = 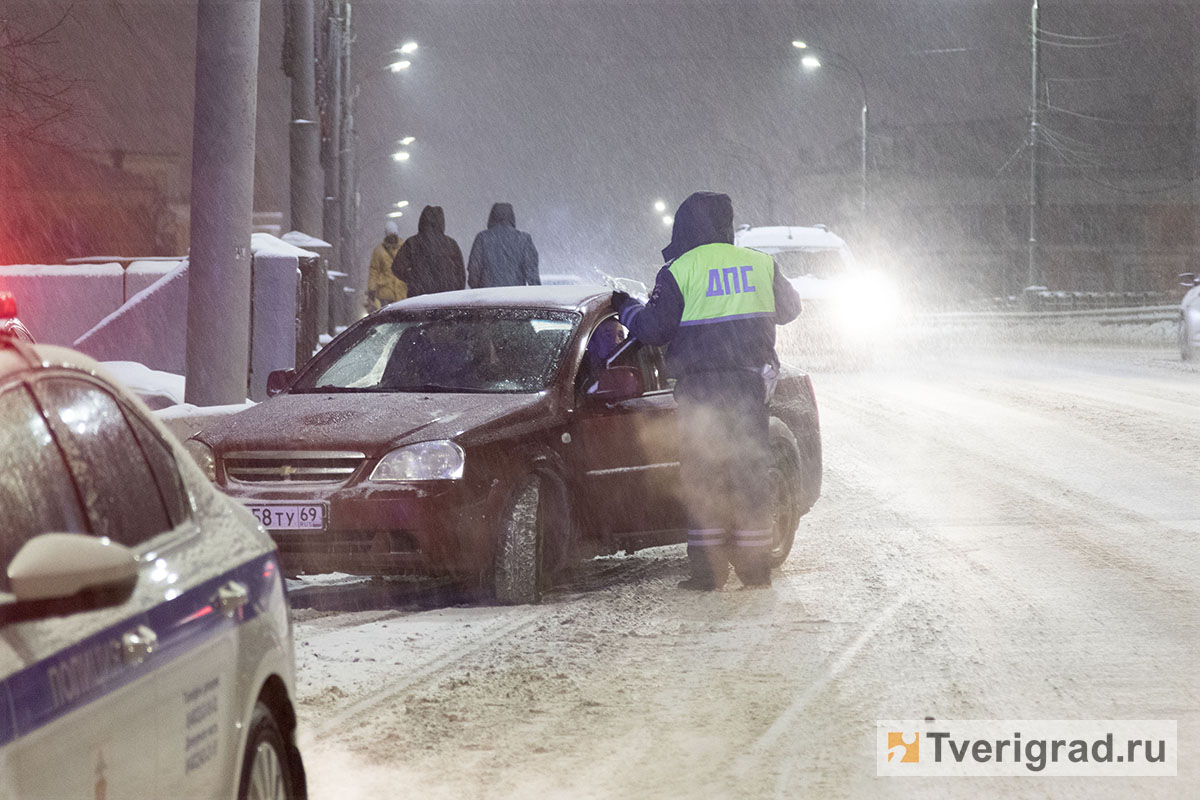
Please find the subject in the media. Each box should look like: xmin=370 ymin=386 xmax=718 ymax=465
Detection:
xmin=466 ymin=202 xmax=540 ymax=288
xmin=391 ymin=206 xmax=466 ymax=297
xmin=612 ymin=191 xmax=802 ymax=590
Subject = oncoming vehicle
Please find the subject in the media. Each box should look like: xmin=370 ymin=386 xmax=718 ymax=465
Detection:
xmin=734 ymin=224 xmax=901 ymax=358
xmin=0 ymin=338 xmax=306 ymax=799
xmin=186 ymin=285 xmax=822 ymax=604
xmin=1179 ymin=271 xmax=1200 ymax=361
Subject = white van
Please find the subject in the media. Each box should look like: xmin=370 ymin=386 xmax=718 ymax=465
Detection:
xmin=734 ymin=224 xmax=900 ymax=357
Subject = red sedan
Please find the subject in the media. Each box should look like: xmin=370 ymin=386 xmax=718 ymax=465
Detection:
xmin=185 ymin=285 xmax=822 ymax=603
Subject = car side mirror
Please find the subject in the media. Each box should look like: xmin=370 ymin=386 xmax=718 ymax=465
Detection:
xmin=587 ymin=365 xmax=644 ymax=402
xmin=2 ymin=534 xmax=138 ymax=624
xmin=267 ymin=368 xmax=297 ymax=397
xmin=1179 ymin=272 xmax=1198 ymax=288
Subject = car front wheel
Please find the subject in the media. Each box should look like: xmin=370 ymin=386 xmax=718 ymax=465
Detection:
xmin=237 ymin=702 xmax=304 ymax=800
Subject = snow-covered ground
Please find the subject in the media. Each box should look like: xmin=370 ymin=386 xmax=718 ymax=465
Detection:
xmin=287 ymin=327 xmax=1200 ymax=799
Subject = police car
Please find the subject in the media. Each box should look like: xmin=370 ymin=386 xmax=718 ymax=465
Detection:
xmin=0 ymin=334 xmax=306 ymax=798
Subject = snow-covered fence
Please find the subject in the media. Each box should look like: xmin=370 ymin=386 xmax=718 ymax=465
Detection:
xmin=0 ymin=262 xmax=126 ymax=344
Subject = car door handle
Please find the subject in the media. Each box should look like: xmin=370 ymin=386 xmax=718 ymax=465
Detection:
xmin=122 ymin=625 xmax=158 ymax=666
xmin=216 ymin=580 xmax=249 ymax=619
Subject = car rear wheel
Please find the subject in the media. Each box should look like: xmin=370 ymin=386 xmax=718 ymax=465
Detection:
xmin=767 ymin=422 xmax=803 ymax=568
xmin=493 ymin=468 xmax=572 ymax=604
xmin=237 ymin=702 xmax=303 ymax=800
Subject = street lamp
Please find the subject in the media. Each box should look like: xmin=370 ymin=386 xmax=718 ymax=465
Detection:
xmin=794 ymin=39 xmax=869 ymax=216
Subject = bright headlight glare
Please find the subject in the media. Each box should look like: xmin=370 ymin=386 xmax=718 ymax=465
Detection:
xmin=183 ymin=439 xmax=216 ymax=482
xmin=371 ymin=441 xmax=465 ymax=482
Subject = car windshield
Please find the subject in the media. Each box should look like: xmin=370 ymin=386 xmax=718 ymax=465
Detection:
xmin=772 ymin=249 xmax=849 ymax=280
xmin=290 ymin=309 xmax=579 ymax=394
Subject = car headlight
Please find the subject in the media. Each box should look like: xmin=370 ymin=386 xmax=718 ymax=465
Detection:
xmin=370 ymin=440 xmax=465 ymax=482
xmin=183 ymin=439 xmax=216 ymax=482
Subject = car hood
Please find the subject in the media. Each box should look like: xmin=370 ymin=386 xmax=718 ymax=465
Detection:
xmin=196 ymin=391 xmax=552 ymax=454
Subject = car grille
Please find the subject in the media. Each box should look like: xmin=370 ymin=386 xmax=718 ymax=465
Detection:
xmin=222 ymin=450 xmax=366 ymax=485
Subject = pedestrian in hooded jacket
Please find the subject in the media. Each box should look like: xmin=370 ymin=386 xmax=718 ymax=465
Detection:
xmin=466 ymin=202 xmax=540 ymax=288
xmin=365 ymin=220 xmax=406 ymax=312
xmin=391 ymin=206 xmax=466 ymax=297
xmin=611 ymin=191 xmax=802 ymax=591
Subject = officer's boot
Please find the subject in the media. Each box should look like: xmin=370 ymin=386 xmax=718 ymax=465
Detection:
xmin=732 ymin=530 xmax=773 ymax=588
xmin=679 ymin=539 xmax=729 ymax=591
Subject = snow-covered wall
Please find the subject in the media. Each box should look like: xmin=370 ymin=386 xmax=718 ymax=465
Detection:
xmin=0 ymin=263 xmax=125 ymax=344
xmin=75 ymin=261 xmax=189 ymax=372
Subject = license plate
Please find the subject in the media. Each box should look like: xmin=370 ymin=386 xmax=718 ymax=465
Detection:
xmin=245 ymin=503 xmax=326 ymax=530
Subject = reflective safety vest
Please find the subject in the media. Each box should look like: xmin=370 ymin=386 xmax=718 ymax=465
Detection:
xmin=668 ymin=243 xmax=777 ymax=326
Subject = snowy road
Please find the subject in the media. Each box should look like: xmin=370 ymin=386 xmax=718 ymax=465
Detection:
xmin=291 ymin=337 xmax=1200 ymax=799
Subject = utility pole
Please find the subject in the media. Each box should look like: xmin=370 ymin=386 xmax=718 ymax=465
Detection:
xmin=286 ymin=0 xmax=321 ymax=235
xmin=320 ymin=0 xmax=343 ymax=333
xmin=338 ymin=2 xmax=357 ymax=320
xmin=1026 ymin=0 xmax=1042 ymax=290
xmin=185 ymin=0 xmax=260 ymax=406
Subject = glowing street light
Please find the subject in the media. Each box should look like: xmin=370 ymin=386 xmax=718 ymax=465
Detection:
xmin=796 ymin=39 xmax=869 ymax=215
xmin=387 ymin=210 xmax=404 ymax=218
xmin=395 ymin=200 xmax=409 ymax=208
xmin=662 ymin=214 xmax=674 ymax=226
xmin=398 ymin=136 xmax=415 ymax=146
xmin=396 ymin=41 xmax=418 ymax=55
xmin=654 ymin=200 xmax=667 ymax=213
xmin=388 ymin=59 xmax=412 ymax=72
xmin=391 ymin=151 xmax=410 ymax=162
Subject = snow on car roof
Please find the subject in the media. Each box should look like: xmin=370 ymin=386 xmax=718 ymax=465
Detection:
xmin=734 ymin=225 xmax=851 ymax=255
xmin=389 ymin=284 xmax=613 ymax=313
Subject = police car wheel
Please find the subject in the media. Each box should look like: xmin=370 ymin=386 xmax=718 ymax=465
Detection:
xmin=238 ymin=702 xmax=300 ymax=800
xmin=493 ymin=469 xmax=565 ymax=605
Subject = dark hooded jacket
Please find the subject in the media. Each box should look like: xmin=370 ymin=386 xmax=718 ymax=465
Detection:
xmin=466 ymin=203 xmax=540 ymax=288
xmin=391 ymin=206 xmax=466 ymax=297
xmin=616 ymin=191 xmax=802 ymax=378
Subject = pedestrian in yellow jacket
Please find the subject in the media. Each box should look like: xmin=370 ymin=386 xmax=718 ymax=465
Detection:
xmin=366 ymin=220 xmax=407 ymax=312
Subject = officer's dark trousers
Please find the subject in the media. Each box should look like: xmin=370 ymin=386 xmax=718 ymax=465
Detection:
xmin=675 ymin=370 xmax=773 ymax=586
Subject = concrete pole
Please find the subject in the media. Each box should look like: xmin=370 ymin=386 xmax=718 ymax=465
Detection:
xmin=338 ymin=1 xmax=358 ymax=320
xmin=288 ymin=0 xmax=322 ymax=234
xmin=321 ymin=0 xmax=342 ymax=333
xmin=1026 ymin=0 xmax=1041 ymax=290
xmin=185 ymin=0 xmax=261 ymax=406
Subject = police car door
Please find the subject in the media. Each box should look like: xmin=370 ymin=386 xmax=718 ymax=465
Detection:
xmin=0 ymin=378 xmax=165 ymax=799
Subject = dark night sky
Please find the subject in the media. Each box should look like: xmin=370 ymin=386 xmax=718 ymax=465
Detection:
xmin=2 ymin=0 xmax=1194 ymax=279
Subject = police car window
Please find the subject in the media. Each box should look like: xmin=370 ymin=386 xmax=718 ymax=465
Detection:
xmin=125 ymin=405 xmax=190 ymax=528
xmin=34 ymin=378 xmax=172 ymax=547
xmin=0 ymin=385 xmax=89 ymax=594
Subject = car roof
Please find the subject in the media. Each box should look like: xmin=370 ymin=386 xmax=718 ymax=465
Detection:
xmin=384 ymin=284 xmax=614 ymax=315
xmin=734 ymin=225 xmax=851 ymax=254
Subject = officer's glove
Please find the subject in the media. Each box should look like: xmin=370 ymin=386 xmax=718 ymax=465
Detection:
xmin=611 ymin=290 xmax=634 ymax=314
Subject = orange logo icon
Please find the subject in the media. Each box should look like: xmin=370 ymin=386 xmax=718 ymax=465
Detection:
xmin=887 ymin=732 xmax=919 ymax=763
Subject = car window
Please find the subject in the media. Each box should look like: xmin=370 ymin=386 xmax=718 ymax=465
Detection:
xmin=575 ymin=316 xmax=629 ymax=394
xmin=33 ymin=377 xmax=173 ymax=548
xmin=605 ymin=338 xmax=671 ymax=394
xmin=773 ymin=249 xmax=847 ymax=280
xmin=125 ymin=406 xmax=190 ymax=528
xmin=294 ymin=309 xmax=580 ymax=394
xmin=0 ymin=384 xmax=89 ymax=593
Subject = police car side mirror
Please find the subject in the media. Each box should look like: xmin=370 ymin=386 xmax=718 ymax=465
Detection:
xmin=3 ymin=534 xmax=138 ymax=622
xmin=587 ymin=365 xmax=644 ymax=402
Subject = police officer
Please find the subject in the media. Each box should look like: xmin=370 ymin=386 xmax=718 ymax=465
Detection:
xmin=612 ymin=191 xmax=801 ymax=590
